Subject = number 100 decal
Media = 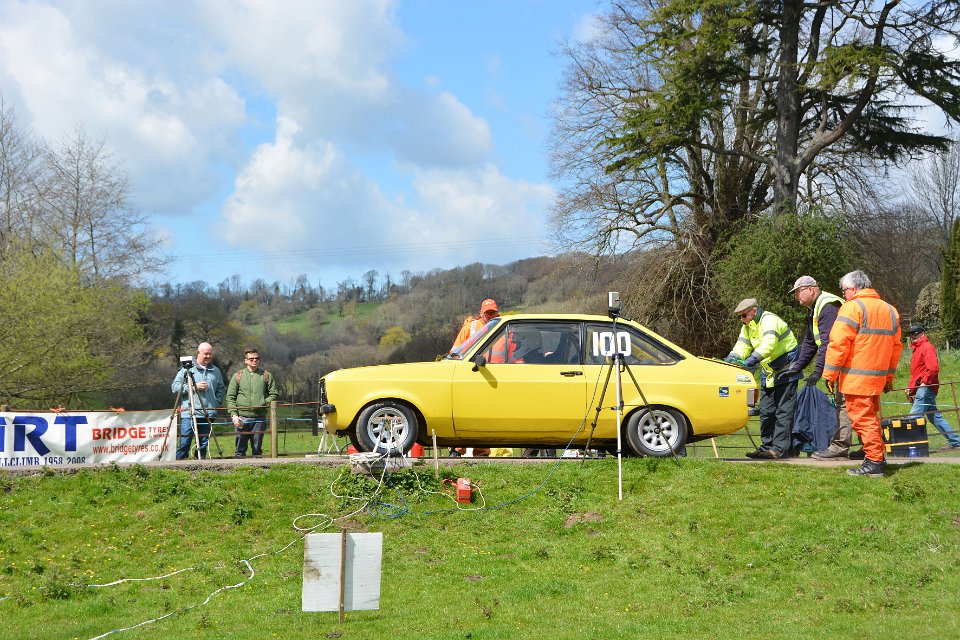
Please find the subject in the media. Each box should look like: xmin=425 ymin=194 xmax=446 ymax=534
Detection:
xmin=592 ymin=331 xmax=631 ymax=357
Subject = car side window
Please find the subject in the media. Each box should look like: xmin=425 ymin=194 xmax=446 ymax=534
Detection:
xmin=480 ymin=322 xmax=581 ymax=365
xmin=584 ymin=323 xmax=678 ymax=366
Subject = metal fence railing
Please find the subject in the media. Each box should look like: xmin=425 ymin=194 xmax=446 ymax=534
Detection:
xmin=167 ymin=380 xmax=960 ymax=461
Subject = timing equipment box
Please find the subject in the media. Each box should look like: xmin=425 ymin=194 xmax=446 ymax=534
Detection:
xmin=881 ymin=416 xmax=929 ymax=457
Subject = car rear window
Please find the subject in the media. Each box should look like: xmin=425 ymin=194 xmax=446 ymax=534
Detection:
xmin=584 ymin=323 xmax=679 ymax=365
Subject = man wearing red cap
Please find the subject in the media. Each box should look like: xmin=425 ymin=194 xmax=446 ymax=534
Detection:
xmin=452 ymin=298 xmax=500 ymax=349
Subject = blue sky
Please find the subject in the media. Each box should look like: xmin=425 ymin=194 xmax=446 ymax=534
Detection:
xmin=0 ymin=0 xmax=601 ymax=290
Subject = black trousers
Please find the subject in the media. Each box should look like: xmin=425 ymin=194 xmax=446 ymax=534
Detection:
xmin=758 ymin=382 xmax=798 ymax=455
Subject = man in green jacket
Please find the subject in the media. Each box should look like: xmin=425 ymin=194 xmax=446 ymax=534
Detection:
xmin=227 ymin=348 xmax=279 ymax=458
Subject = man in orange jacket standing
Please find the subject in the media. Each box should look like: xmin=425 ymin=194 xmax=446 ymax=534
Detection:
xmin=823 ymin=270 xmax=902 ymax=477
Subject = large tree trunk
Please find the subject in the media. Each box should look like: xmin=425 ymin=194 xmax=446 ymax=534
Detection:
xmin=773 ymin=0 xmax=802 ymax=211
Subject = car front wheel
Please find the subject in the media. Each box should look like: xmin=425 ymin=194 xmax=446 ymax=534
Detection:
xmin=355 ymin=401 xmax=419 ymax=455
xmin=624 ymin=407 xmax=687 ymax=457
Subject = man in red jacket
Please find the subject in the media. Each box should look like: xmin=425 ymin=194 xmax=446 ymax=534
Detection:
xmin=906 ymin=324 xmax=960 ymax=451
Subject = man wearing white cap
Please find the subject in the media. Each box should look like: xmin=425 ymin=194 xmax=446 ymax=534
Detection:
xmin=725 ymin=298 xmax=801 ymax=459
xmin=783 ymin=275 xmax=854 ymax=459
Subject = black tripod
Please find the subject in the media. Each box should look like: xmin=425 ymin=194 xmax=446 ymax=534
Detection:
xmin=166 ymin=364 xmax=223 ymax=460
xmin=583 ymin=295 xmax=680 ymax=499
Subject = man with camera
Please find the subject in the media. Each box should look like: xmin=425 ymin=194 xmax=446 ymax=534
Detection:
xmin=171 ymin=342 xmax=226 ymax=460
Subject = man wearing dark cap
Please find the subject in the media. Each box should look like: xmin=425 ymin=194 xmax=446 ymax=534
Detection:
xmin=725 ymin=298 xmax=802 ymax=459
xmin=782 ymin=275 xmax=855 ymax=459
xmin=906 ymin=324 xmax=960 ymax=451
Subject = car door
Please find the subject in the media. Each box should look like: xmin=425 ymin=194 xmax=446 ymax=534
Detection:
xmin=450 ymin=321 xmax=586 ymax=441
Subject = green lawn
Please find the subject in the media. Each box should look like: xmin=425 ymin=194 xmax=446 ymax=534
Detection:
xmin=1 ymin=460 xmax=958 ymax=639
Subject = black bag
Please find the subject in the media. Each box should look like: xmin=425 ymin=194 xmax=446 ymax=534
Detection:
xmin=792 ymin=385 xmax=837 ymax=453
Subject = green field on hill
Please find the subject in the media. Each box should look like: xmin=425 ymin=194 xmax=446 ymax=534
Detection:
xmin=247 ymin=301 xmax=382 ymax=339
xmin=2 ymin=459 xmax=959 ymax=639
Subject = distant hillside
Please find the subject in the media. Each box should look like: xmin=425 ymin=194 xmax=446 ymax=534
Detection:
xmin=107 ymin=253 xmax=645 ymax=409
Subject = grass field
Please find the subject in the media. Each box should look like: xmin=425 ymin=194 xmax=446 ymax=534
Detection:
xmin=1 ymin=459 xmax=959 ymax=640
xmin=3 ymin=338 xmax=960 ymax=639
xmin=247 ymin=302 xmax=382 ymax=339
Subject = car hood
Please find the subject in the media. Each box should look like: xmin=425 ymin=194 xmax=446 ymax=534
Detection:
xmin=323 ymin=360 xmax=455 ymax=381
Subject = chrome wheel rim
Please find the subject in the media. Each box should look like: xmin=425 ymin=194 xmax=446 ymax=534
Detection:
xmin=635 ymin=410 xmax=678 ymax=453
xmin=365 ymin=407 xmax=409 ymax=450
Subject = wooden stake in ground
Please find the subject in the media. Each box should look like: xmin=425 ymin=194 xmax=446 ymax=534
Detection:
xmin=338 ymin=528 xmax=347 ymax=624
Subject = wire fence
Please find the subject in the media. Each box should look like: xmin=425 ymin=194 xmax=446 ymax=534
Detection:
xmin=142 ymin=379 xmax=960 ymax=461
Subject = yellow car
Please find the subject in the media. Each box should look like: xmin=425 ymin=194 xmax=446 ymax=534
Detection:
xmin=319 ymin=314 xmax=757 ymax=457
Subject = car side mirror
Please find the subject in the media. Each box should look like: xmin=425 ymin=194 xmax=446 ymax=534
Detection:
xmin=471 ymin=354 xmax=487 ymax=372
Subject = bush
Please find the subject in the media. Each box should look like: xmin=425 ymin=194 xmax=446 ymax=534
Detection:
xmin=714 ymin=211 xmax=855 ymax=334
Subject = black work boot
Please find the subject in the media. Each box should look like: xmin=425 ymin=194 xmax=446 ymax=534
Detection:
xmin=846 ymin=458 xmax=885 ymax=478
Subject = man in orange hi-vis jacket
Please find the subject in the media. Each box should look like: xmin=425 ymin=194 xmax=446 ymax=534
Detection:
xmin=452 ymin=298 xmax=500 ymax=350
xmin=823 ymin=270 xmax=902 ymax=478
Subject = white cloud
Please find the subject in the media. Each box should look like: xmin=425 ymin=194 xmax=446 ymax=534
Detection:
xmin=221 ymin=115 xmax=415 ymax=253
xmin=386 ymin=90 xmax=492 ymax=167
xmin=0 ymin=0 xmax=572 ymax=284
xmin=572 ymin=12 xmax=603 ymax=44
xmin=412 ymin=165 xmax=554 ymax=240
xmin=201 ymin=0 xmax=402 ymax=145
xmin=220 ymin=115 xmax=553 ymax=275
xmin=0 ymin=0 xmax=246 ymax=214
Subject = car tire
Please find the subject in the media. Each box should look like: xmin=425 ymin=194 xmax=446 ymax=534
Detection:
xmin=624 ymin=407 xmax=687 ymax=457
xmin=355 ymin=401 xmax=419 ymax=455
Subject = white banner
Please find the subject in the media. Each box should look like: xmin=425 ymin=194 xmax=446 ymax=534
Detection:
xmin=0 ymin=410 xmax=176 ymax=467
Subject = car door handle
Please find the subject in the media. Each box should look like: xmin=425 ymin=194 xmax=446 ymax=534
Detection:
xmin=560 ymin=370 xmax=583 ymax=377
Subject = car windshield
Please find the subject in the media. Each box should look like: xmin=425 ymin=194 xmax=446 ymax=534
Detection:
xmin=445 ymin=317 xmax=502 ymax=359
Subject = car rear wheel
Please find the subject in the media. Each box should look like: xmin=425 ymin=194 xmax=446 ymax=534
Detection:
xmin=355 ymin=401 xmax=419 ymax=455
xmin=624 ymin=407 xmax=687 ymax=457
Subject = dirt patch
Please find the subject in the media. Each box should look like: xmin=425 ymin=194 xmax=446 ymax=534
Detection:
xmin=564 ymin=511 xmax=602 ymax=528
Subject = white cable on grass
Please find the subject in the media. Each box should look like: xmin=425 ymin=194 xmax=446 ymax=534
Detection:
xmin=87 ymin=567 xmax=194 ymax=588
xmin=88 ymin=561 xmax=254 ymax=640
xmin=86 ymin=455 xmax=393 ymax=640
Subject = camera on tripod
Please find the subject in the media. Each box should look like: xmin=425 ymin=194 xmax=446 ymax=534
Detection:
xmin=179 ymin=356 xmax=194 ymax=369
xmin=607 ymin=291 xmax=622 ymax=319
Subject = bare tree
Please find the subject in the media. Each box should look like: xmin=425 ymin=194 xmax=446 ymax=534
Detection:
xmin=363 ymin=269 xmax=379 ymax=302
xmin=909 ymin=140 xmax=960 ymax=255
xmin=550 ymin=0 xmax=960 ymax=350
xmin=846 ymin=203 xmax=939 ymax=312
xmin=37 ymin=127 xmax=167 ymax=284
xmin=0 ymin=98 xmax=42 ymax=255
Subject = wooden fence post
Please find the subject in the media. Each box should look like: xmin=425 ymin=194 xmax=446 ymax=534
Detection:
xmin=270 ymin=401 xmax=278 ymax=458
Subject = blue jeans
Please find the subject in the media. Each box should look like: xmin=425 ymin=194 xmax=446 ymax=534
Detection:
xmin=235 ymin=417 xmax=266 ymax=457
xmin=909 ymin=386 xmax=960 ymax=447
xmin=177 ymin=414 xmax=212 ymax=459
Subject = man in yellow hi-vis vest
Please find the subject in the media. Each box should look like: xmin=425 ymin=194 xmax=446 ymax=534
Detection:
xmin=725 ymin=298 xmax=802 ymax=459
xmin=783 ymin=275 xmax=854 ymax=459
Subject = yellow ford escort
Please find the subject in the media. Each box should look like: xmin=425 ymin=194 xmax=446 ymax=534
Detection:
xmin=319 ymin=314 xmax=757 ymax=457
